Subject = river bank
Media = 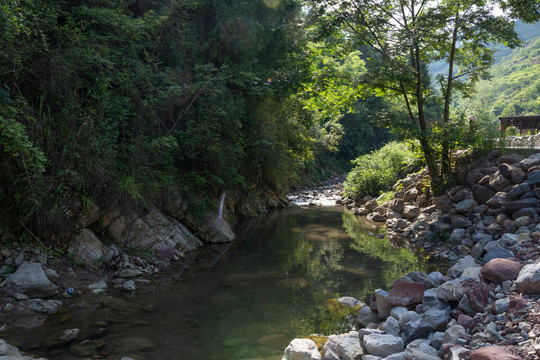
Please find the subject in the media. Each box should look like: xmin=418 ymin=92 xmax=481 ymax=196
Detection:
xmin=282 ymin=150 xmax=540 ymax=360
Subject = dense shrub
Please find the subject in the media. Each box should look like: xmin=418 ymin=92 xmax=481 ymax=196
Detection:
xmin=343 ymin=141 xmax=419 ymax=199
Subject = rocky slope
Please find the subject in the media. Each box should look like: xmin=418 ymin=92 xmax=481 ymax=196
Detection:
xmin=281 ymin=150 xmax=540 ymax=360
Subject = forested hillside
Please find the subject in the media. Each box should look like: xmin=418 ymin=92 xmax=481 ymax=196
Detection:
xmin=1 ymin=0 xmax=387 ymax=232
xmin=457 ymin=35 xmax=540 ymax=117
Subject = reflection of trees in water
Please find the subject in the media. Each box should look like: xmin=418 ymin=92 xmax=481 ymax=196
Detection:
xmin=342 ymin=211 xmax=425 ymax=288
xmin=284 ymin=229 xmax=344 ymax=281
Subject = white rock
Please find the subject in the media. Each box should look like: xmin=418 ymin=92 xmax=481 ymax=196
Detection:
xmin=282 ymin=338 xmax=321 ymax=360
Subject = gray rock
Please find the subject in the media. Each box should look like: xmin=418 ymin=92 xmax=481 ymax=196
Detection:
xmin=28 ymin=299 xmax=63 ymax=314
xmin=403 ymin=205 xmax=420 ymax=220
xmin=282 ymin=338 xmax=321 ymax=360
xmin=450 ymin=216 xmax=472 ymax=229
xmin=122 ymin=280 xmax=136 ymax=292
xmin=374 ymin=289 xmax=392 ymax=320
xmin=88 ymin=280 xmax=108 ymax=290
xmin=430 ymin=331 xmax=444 ymax=350
xmin=400 ymin=309 xmax=450 ymax=342
xmin=389 ymin=306 xmax=408 ymax=320
xmin=403 ymin=340 xmax=440 ymax=360
xmin=461 ymin=267 xmax=482 ymax=280
xmin=515 ymin=216 xmax=531 ymax=227
xmin=395 ymin=271 xmax=437 ymax=289
xmin=516 ymin=260 xmax=540 ymax=294
xmin=443 ymin=324 xmax=468 ymax=344
xmin=455 ymin=199 xmax=478 ymax=213
xmin=68 ymin=228 xmax=104 ymax=268
xmin=447 ymin=255 xmax=477 ymax=278
xmin=428 ymin=272 xmax=444 ymax=285
xmin=449 ymin=228 xmax=466 ymax=243
xmin=526 ymin=169 xmax=540 ymax=185
xmin=338 ymin=297 xmax=363 ymax=308
xmin=483 ymin=248 xmax=514 ymax=264
xmin=2 ymin=262 xmax=58 ymax=298
xmin=3 ymin=303 xmax=14 ymax=312
xmin=499 ymin=233 xmax=518 ymax=247
xmin=117 ymin=269 xmax=143 ymax=278
xmin=437 ymin=278 xmax=466 ymax=302
xmin=520 ymin=153 xmax=540 ymax=170
xmin=170 ymin=199 xmax=235 ymax=243
xmin=357 ymin=329 xmax=384 ymax=341
xmin=43 ymin=268 xmax=59 ymax=282
xmin=507 ymin=183 xmax=531 ymax=200
xmin=423 ymin=288 xmax=449 ymax=311
xmin=384 ymin=316 xmax=400 ymax=337
xmin=494 ymin=298 xmax=510 ymax=314
xmin=323 ymin=332 xmax=363 ymax=360
xmin=489 ymin=172 xmax=511 ymax=191
xmin=363 ymin=334 xmax=404 ymax=357
xmin=358 ymin=306 xmax=379 ymax=327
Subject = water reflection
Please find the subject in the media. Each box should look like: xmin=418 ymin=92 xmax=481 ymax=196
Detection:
xmin=5 ymin=207 xmax=427 ymax=360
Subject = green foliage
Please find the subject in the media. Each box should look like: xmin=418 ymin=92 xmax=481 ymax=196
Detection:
xmin=457 ymin=36 xmax=540 ymax=117
xmin=305 ymin=0 xmax=539 ymax=190
xmin=506 ymin=126 xmax=520 ymax=136
xmin=343 ymin=141 xmax=419 ymax=199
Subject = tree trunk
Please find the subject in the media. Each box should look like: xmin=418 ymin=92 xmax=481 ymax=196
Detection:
xmin=441 ymin=13 xmax=459 ymax=184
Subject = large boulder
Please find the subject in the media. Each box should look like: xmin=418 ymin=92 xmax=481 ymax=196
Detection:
xmin=481 ymin=259 xmax=523 ymax=284
xmin=357 ymin=306 xmax=379 ymax=327
xmin=363 ymin=334 xmax=404 ymax=357
xmin=515 ymin=260 xmax=540 ymax=294
xmin=322 ymin=332 xmax=363 ymax=360
xmin=282 ymin=338 xmax=321 ymax=360
xmin=170 ymin=198 xmax=235 ymax=243
xmin=402 ymin=205 xmax=420 ymax=220
xmin=3 ymin=262 xmax=58 ymax=298
xmin=68 ymin=228 xmax=104 ymax=268
xmin=386 ymin=281 xmax=425 ymax=307
xmin=399 ymin=309 xmax=450 ymax=342
xmin=470 ymin=345 xmax=520 ymax=360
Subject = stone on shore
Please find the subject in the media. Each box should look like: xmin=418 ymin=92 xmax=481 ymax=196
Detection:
xmin=3 ymin=262 xmax=58 ymax=298
xmin=386 ymin=281 xmax=425 ymax=307
xmin=282 ymin=338 xmax=321 ymax=360
xmin=470 ymin=345 xmax=521 ymax=360
xmin=323 ymin=332 xmax=363 ymax=360
xmin=480 ymin=259 xmax=522 ymax=284
xmin=515 ymin=260 xmax=540 ymax=294
xmin=363 ymin=333 xmax=404 ymax=357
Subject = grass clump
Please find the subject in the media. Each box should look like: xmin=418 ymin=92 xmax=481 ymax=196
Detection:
xmin=343 ymin=141 xmax=419 ymax=200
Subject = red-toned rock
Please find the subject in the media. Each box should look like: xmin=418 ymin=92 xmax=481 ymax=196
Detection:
xmin=458 ymin=314 xmax=473 ymax=329
xmin=470 ymin=345 xmax=520 ymax=360
xmin=386 ymin=281 xmax=425 ymax=307
xmin=480 ymin=259 xmax=523 ymax=284
xmin=508 ymin=298 xmax=529 ymax=313
xmin=463 ymin=280 xmax=490 ymax=313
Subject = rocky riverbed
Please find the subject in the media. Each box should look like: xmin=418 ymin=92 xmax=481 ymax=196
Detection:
xmin=281 ymin=150 xmax=540 ymax=360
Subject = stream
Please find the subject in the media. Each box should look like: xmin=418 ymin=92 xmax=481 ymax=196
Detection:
xmin=5 ymin=206 xmax=432 ymax=360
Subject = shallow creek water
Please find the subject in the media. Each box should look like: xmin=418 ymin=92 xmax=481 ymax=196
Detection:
xmin=6 ymin=206 xmax=431 ymax=360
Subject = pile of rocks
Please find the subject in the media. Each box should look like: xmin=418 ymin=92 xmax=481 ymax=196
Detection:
xmin=282 ymin=256 xmax=540 ymax=360
xmin=282 ymin=150 xmax=540 ymax=360
xmin=288 ymin=176 xmax=345 ymax=207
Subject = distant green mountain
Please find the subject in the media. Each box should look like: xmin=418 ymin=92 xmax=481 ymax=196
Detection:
xmin=430 ymin=21 xmax=540 ymax=76
xmin=457 ymin=36 xmax=540 ymax=116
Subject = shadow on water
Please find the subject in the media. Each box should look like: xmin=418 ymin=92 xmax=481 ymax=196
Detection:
xmin=5 ymin=207 xmax=430 ymax=360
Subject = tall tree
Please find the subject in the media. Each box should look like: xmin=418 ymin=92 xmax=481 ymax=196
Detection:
xmin=305 ymin=0 xmax=540 ymax=192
